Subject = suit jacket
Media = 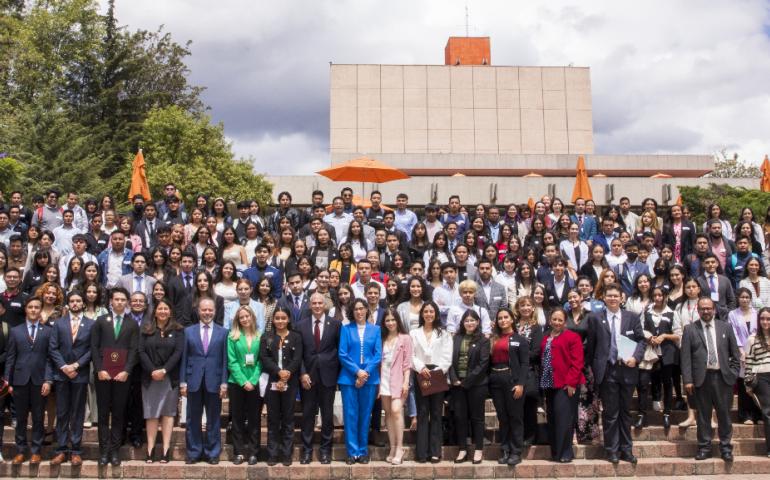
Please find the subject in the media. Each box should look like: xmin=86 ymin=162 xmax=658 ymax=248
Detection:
xmin=541 ymin=329 xmax=586 ymax=388
xmin=338 ymin=323 xmax=382 ymax=386
xmin=90 ymin=312 xmax=140 ymax=377
xmin=612 ymin=261 xmax=650 ymax=296
xmin=180 ymin=322 xmax=228 ymax=393
xmin=586 ymin=310 xmax=646 ymax=385
xmin=570 ymin=214 xmax=598 ymax=241
xmin=296 ymin=315 xmax=341 ymax=388
xmin=277 ymin=293 xmax=311 ymax=324
xmin=134 ymin=218 xmax=159 ymax=251
xmin=680 ymin=319 xmax=740 ymax=388
xmin=49 ymin=313 xmax=94 ymax=383
xmin=382 ymin=333 xmax=413 ymax=399
xmin=544 ymin=277 xmax=576 ymax=309
xmin=4 ymin=322 xmax=52 ymax=386
xmin=579 ymin=262 xmax=603 ymax=287
xmin=167 ymin=272 xmax=195 ymax=326
xmin=448 ymin=334 xmax=490 ymax=388
xmin=117 ymin=273 xmax=157 ymax=303
xmin=662 ymin=220 xmax=696 ymax=259
xmin=190 ymin=295 xmax=225 ymax=327
xmin=473 ymin=280 xmax=508 ymax=321
xmin=696 ymin=274 xmax=736 ymax=320
xmin=259 ymin=330 xmax=303 ymax=386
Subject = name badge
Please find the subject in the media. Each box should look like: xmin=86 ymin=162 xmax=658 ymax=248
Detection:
xmin=123 ymin=260 xmax=131 ymax=264
xmin=10 ymin=302 xmax=21 ymax=308
xmin=245 ymin=353 xmax=255 ymax=366
xmin=625 ymin=330 xmax=633 ymax=335
xmin=511 ymin=341 xmax=520 ymax=347
xmin=264 ymin=272 xmax=273 ymax=278
xmin=710 ymin=291 xmax=719 ymax=302
xmin=98 ymin=239 xmax=106 ymax=244
xmin=493 ymin=296 xmax=502 ymax=300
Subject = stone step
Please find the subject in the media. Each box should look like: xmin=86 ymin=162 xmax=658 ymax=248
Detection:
xmin=5 ymin=439 xmax=766 ymax=463
xmin=2 ymin=457 xmax=769 ymax=478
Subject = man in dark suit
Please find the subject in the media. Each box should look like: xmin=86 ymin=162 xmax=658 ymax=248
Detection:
xmin=297 ymin=293 xmax=341 ymax=464
xmin=90 ymin=287 xmax=140 ymax=466
xmin=49 ymin=291 xmax=94 ymax=466
xmin=5 ymin=297 xmax=52 ymax=465
xmin=277 ymin=272 xmax=311 ymax=323
xmin=612 ymin=240 xmax=650 ymax=296
xmin=587 ymin=283 xmax=646 ymax=464
xmin=134 ymin=203 xmax=159 ymax=251
xmin=544 ymin=258 xmax=575 ymax=309
xmin=696 ymin=254 xmax=736 ymax=321
xmin=680 ymin=297 xmax=740 ymax=462
xmin=117 ymin=253 xmax=157 ymax=307
xmin=167 ymin=252 xmax=197 ymax=325
xmin=180 ymin=298 xmax=228 ymax=464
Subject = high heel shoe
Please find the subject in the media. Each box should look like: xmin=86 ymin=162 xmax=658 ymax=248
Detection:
xmin=160 ymin=449 xmax=171 ymax=464
xmin=454 ymin=450 xmax=468 ymax=464
xmin=472 ymin=450 xmax=483 ymax=464
xmin=391 ymin=448 xmax=404 ymax=465
xmin=145 ymin=448 xmax=156 ymax=464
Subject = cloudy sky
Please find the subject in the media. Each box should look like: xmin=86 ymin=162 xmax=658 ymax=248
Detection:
xmin=105 ymin=0 xmax=770 ymax=175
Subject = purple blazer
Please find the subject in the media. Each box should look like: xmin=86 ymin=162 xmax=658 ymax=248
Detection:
xmin=381 ymin=333 xmax=413 ymax=400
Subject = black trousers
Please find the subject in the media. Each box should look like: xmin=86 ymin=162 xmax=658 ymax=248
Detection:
xmin=451 ymin=384 xmax=486 ymax=450
xmin=598 ymin=363 xmax=634 ymax=456
xmin=13 ymin=383 xmax=45 ymax=454
xmin=523 ymin=395 xmax=539 ymax=443
xmin=414 ymin=372 xmax=444 ymax=460
xmin=489 ymin=370 xmax=524 ymax=456
xmin=125 ymin=378 xmax=144 ymax=442
xmin=694 ymin=370 xmax=733 ymax=454
xmin=754 ymin=373 xmax=770 ymax=453
xmin=95 ymin=379 xmax=131 ymax=454
xmin=638 ymin=364 xmax=673 ymax=414
xmin=370 ymin=397 xmax=382 ymax=436
xmin=545 ymin=387 xmax=578 ymax=461
xmin=671 ymin=364 xmax=684 ymax=401
xmin=300 ymin=382 xmax=335 ymax=455
xmin=737 ymin=378 xmax=762 ymax=422
xmin=228 ymin=383 xmax=263 ymax=457
xmin=54 ymin=381 xmax=88 ymax=454
xmin=265 ymin=382 xmax=298 ymax=460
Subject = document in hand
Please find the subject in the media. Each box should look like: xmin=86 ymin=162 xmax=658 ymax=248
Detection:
xmin=617 ymin=335 xmax=638 ymax=361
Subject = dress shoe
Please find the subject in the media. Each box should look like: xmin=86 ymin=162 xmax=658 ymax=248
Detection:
xmin=559 ymin=458 xmax=573 ymax=463
xmin=267 ymin=457 xmax=278 ymax=466
xmin=233 ymin=455 xmax=244 ymax=465
xmin=721 ymin=452 xmax=733 ymax=462
xmin=50 ymin=453 xmax=67 ymax=465
xmin=282 ymin=459 xmax=292 ymax=466
xmin=98 ymin=455 xmax=110 ymax=466
xmin=358 ymin=455 xmax=370 ymax=464
xmin=430 ymin=456 xmax=441 ymax=464
xmin=662 ymin=414 xmax=671 ymax=429
xmin=185 ymin=457 xmax=199 ymax=464
xmin=619 ymin=452 xmax=637 ymax=465
xmin=607 ymin=453 xmax=619 ymax=464
xmin=12 ymin=454 xmax=25 ymax=465
xmin=30 ymin=454 xmax=42 ymax=465
xmin=319 ymin=454 xmax=331 ymax=464
xmin=694 ymin=450 xmax=711 ymax=461
xmin=300 ymin=452 xmax=312 ymax=464
xmin=345 ymin=456 xmax=356 ymax=465
xmin=71 ymin=454 xmax=83 ymax=467
xmin=248 ymin=455 xmax=258 ymax=465
xmin=497 ymin=451 xmax=510 ymax=464
xmin=633 ymin=413 xmax=645 ymax=429
xmin=507 ymin=455 xmax=522 ymax=466
xmin=110 ymin=453 xmax=121 ymax=467
xmin=208 ymin=457 xmax=219 ymax=465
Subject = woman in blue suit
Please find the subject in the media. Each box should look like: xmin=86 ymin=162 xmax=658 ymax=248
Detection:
xmin=338 ymin=298 xmax=382 ymax=464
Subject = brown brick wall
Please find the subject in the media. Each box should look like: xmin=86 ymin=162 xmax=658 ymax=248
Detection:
xmin=444 ymin=37 xmax=491 ymax=65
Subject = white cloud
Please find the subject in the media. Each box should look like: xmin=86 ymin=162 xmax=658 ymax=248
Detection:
xmin=105 ymin=0 xmax=770 ymax=172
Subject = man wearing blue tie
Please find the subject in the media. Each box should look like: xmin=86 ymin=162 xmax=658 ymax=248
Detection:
xmin=277 ymin=272 xmax=310 ymax=323
xmin=180 ymin=298 xmax=228 ymax=464
xmin=570 ymin=198 xmax=598 ymax=243
xmin=5 ymin=297 xmax=53 ymax=465
xmin=49 ymin=291 xmax=94 ymax=467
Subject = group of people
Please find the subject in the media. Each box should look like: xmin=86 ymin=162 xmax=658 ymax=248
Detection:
xmin=0 ymin=185 xmax=769 ymax=468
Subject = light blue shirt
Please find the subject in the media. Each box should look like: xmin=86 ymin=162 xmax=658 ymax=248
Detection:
xmin=224 ymin=299 xmax=266 ymax=332
xmin=394 ymin=209 xmax=418 ymax=241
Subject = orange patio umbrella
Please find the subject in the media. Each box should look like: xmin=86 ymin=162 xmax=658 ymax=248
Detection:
xmin=571 ymin=155 xmax=593 ymax=203
xmin=761 ymin=155 xmax=770 ymax=193
xmin=317 ymin=155 xmax=409 ymax=183
xmin=128 ymin=149 xmax=151 ymax=201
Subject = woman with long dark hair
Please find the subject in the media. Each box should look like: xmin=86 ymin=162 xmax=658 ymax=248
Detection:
xmin=744 ymin=307 xmax=770 ymax=457
xmin=379 ymin=308 xmax=413 ymax=465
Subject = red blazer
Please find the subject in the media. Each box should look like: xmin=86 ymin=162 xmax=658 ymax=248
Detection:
xmin=540 ymin=329 xmax=585 ymax=389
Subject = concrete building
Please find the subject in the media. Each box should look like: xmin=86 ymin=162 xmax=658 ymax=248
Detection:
xmin=266 ymin=37 xmax=736 ymax=206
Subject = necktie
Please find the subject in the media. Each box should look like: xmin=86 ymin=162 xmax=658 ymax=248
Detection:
xmin=71 ymin=317 xmax=80 ymax=340
xmin=705 ymin=322 xmax=717 ymax=368
xmin=314 ymin=319 xmax=321 ymax=350
xmin=114 ymin=315 xmax=122 ymax=338
xmin=29 ymin=323 xmax=36 ymax=343
xmin=294 ymin=295 xmax=300 ymax=308
xmin=578 ymin=215 xmax=584 ymax=226
xmin=203 ymin=324 xmax=210 ymax=354
xmin=709 ymin=275 xmax=717 ymax=294
xmin=135 ymin=275 xmax=143 ymax=293
xmin=185 ymin=274 xmax=192 ymax=291
xmin=609 ymin=314 xmax=618 ymax=362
